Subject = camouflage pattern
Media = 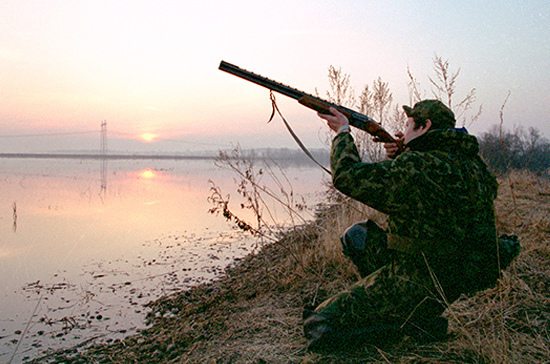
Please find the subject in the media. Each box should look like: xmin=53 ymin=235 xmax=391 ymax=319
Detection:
xmin=403 ymin=99 xmax=456 ymax=130
xmin=315 ymin=127 xmax=499 ymax=331
xmin=314 ymin=253 xmax=445 ymax=330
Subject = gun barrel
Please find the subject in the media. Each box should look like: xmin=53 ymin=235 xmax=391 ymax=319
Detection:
xmin=219 ymin=61 xmax=313 ymax=100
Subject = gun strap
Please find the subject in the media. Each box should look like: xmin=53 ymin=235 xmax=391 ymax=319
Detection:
xmin=268 ymin=92 xmax=331 ymax=175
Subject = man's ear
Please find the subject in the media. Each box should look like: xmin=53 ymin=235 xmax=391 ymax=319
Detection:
xmin=423 ymin=119 xmax=432 ymax=131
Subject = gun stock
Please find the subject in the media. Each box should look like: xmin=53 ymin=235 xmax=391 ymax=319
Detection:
xmin=297 ymin=96 xmax=398 ymax=144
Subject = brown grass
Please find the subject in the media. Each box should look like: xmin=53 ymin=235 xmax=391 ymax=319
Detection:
xmin=34 ymin=171 xmax=550 ymax=363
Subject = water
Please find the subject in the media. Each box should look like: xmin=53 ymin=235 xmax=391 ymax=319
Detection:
xmin=0 ymin=157 xmax=327 ymax=363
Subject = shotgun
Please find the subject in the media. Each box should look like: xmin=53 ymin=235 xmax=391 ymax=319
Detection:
xmin=219 ymin=61 xmax=399 ymax=145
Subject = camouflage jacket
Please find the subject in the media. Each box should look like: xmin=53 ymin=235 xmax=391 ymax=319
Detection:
xmin=331 ymin=129 xmax=499 ymax=290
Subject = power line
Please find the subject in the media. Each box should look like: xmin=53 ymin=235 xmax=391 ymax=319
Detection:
xmin=0 ymin=130 xmax=98 ymax=138
xmin=0 ymin=128 xmax=250 ymax=149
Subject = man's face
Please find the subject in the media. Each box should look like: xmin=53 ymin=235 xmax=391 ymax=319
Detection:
xmin=403 ymin=117 xmax=430 ymax=144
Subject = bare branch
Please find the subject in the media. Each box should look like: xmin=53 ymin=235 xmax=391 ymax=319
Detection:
xmin=407 ymin=66 xmax=423 ymax=105
xmin=325 ymin=66 xmax=355 ymax=107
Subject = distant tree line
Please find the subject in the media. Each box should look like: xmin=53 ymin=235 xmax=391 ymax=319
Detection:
xmin=479 ymin=125 xmax=550 ymax=176
xmin=234 ymin=147 xmax=330 ymax=167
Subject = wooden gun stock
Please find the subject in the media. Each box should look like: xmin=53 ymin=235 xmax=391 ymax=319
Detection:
xmin=297 ymin=96 xmax=398 ymax=145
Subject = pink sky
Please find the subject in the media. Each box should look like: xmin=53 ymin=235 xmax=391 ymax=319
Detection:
xmin=1 ymin=0 xmax=548 ymax=153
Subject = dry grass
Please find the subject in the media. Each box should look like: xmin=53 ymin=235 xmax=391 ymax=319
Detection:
xmin=34 ymin=171 xmax=550 ymax=363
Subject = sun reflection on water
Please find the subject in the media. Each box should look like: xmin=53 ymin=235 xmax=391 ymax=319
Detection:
xmin=0 ymin=158 xmax=325 ymax=361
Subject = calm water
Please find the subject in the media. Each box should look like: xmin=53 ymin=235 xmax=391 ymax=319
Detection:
xmin=0 ymin=157 xmax=326 ymax=363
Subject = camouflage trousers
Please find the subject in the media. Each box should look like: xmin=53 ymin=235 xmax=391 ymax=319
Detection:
xmin=313 ymin=221 xmax=447 ymax=330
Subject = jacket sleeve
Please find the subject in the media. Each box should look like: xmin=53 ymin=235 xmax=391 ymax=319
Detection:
xmin=330 ymin=132 xmax=397 ymax=214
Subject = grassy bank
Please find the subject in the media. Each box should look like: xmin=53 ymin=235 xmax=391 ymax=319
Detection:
xmin=34 ymin=171 xmax=550 ymax=363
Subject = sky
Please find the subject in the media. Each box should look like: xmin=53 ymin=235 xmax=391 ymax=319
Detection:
xmin=0 ymin=0 xmax=549 ymax=153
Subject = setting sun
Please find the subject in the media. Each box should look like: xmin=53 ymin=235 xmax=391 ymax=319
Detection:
xmin=140 ymin=133 xmax=158 ymax=143
xmin=139 ymin=169 xmax=156 ymax=179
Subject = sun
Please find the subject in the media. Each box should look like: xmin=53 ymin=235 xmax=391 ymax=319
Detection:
xmin=139 ymin=169 xmax=156 ymax=179
xmin=140 ymin=133 xmax=158 ymax=143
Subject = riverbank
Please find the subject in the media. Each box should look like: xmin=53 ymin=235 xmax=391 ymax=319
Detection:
xmin=32 ymin=171 xmax=550 ymax=363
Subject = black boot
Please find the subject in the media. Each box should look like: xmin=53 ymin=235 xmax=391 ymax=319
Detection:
xmin=303 ymin=311 xmax=333 ymax=350
xmin=304 ymin=311 xmax=448 ymax=351
xmin=304 ymin=311 xmax=405 ymax=351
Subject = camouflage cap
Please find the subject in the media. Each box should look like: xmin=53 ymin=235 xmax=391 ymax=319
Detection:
xmin=403 ymin=99 xmax=455 ymax=130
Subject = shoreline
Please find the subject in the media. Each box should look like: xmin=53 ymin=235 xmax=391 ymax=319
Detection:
xmin=29 ymin=172 xmax=550 ymax=363
xmin=0 ymin=153 xmax=218 ymax=160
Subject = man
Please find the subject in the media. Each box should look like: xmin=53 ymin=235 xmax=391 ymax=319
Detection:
xmin=304 ymin=100 xmax=501 ymax=349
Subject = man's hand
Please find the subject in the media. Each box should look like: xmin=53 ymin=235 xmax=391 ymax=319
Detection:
xmin=317 ymin=107 xmax=349 ymax=133
xmin=384 ymin=132 xmax=406 ymax=159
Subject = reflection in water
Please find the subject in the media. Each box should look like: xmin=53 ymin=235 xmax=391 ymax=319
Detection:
xmin=0 ymin=157 xmax=325 ymax=363
xmin=100 ymin=157 xmax=107 ymax=195
xmin=12 ymin=202 xmax=17 ymax=232
xmin=100 ymin=121 xmax=107 ymax=194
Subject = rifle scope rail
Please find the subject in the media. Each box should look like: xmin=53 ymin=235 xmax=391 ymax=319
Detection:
xmin=219 ymin=61 xmax=316 ymax=101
